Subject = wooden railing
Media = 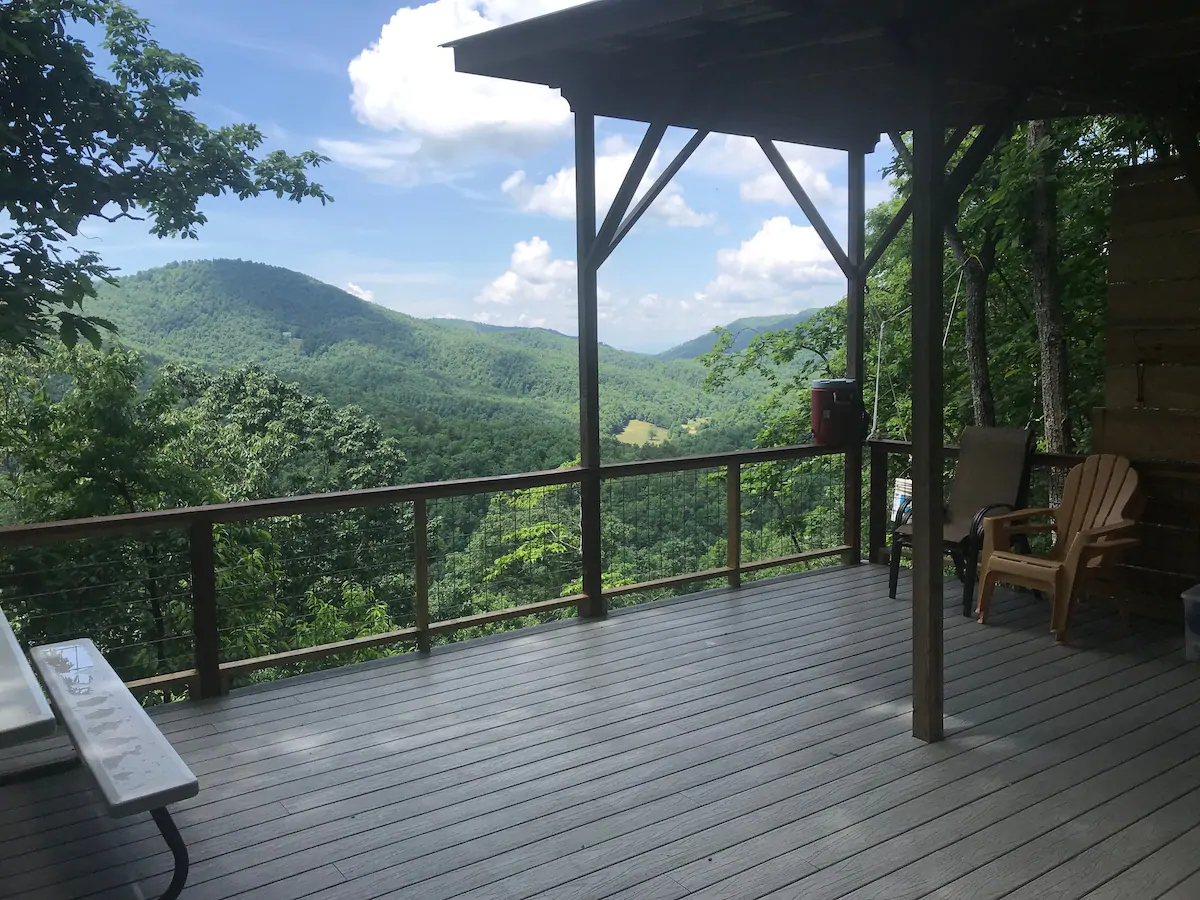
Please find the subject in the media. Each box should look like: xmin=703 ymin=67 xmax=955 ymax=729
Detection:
xmin=0 ymin=444 xmax=850 ymax=699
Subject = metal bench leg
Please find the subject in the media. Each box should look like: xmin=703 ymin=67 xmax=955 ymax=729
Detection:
xmin=150 ymin=808 xmax=189 ymax=900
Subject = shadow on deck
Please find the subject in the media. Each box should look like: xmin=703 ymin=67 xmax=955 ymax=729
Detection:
xmin=2 ymin=564 xmax=1197 ymax=900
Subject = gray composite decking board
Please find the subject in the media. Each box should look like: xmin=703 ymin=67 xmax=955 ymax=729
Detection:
xmin=173 ymin=572 xmax=887 ymax=743
xmin=0 ymin=570 xmax=894 ymax=832
xmin=702 ymin=698 xmax=1200 ymax=900
xmin=1075 ymin=823 xmax=1200 ymax=900
xmin=276 ymin=628 xmax=1185 ymax=900
xmin=183 ymin=580 xmax=912 ymax=767
xmin=7 ymin=578 xmax=916 ymax=900
xmin=470 ymin=652 xmax=1190 ymax=900
xmin=9 ymin=571 xmax=1041 ymax=859
xmin=189 ymin=643 xmax=1161 ymax=900
xmin=11 ymin=667 xmax=1180 ymax=900
xmin=2 ymin=580 xmax=1152 ymax=897
xmin=7 ymin=578 xmax=936 ymax=830
xmin=382 ymin=659 xmax=1197 ymax=900
xmin=0 ymin=580 xmax=1022 ymax=897
xmin=819 ymin=735 xmax=1200 ymax=900
xmin=188 ymin=570 xmax=898 ymax=740
xmin=175 ymin=566 xmax=890 ymax=731
xmin=685 ymin=680 xmax=1200 ymax=900
xmin=7 ymin=580 xmax=1032 ymax=897
xmin=0 ymin=578 xmax=936 ymax=883
xmin=0 ymin=567 xmax=885 ymax=804
xmin=967 ymin=783 xmax=1200 ymax=900
xmin=1149 ymin=858 xmax=1200 ymax=900
xmin=0 ymin=566 xmax=1190 ymax=900
xmin=0 ymin=571 xmax=861 ymax=781
xmin=2 ymin=614 xmax=1171 ymax=900
xmin=2 ymin=578 xmax=1003 ymax=873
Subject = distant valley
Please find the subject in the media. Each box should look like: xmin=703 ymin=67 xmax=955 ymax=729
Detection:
xmin=90 ymin=260 xmax=809 ymax=481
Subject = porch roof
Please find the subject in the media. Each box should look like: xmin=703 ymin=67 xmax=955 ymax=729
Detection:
xmin=449 ymin=0 xmax=1200 ymax=150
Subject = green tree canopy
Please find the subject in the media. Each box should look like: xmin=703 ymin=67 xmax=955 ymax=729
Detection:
xmin=1 ymin=0 xmax=331 ymax=350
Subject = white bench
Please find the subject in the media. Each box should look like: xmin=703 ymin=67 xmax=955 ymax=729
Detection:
xmin=0 ymin=604 xmax=55 ymax=748
xmin=31 ymin=638 xmax=198 ymax=900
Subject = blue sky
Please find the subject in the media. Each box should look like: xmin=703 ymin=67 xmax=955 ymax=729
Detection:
xmin=90 ymin=0 xmax=898 ymax=353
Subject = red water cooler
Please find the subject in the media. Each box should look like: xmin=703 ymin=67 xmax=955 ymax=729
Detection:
xmin=811 ymin=378 xmax=863 ymax=446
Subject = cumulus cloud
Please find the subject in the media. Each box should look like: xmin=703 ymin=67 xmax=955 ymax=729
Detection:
xmin=698 ymin=216 xmax=844 ymax=306
xmin=469 ymin=236 xmax=704 ymax=349
xmin=502 ymin=135 xmax=714 ymax=228
xmin=328 ymin=1 xmax=588 ymax=183
xmin=693 ymin=134 xmax=840 ymax=206
xmin=478 ymin=236 xmax=577 ymax=312
xmin=345 ymin=282 xmax=376 ymax=302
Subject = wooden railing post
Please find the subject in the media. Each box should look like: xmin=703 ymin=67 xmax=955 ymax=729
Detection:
xmin=414 ymin=498 xmax=430 ymax=653
xmin=842 ymin=447 xmax=863 ymax=564
xmin=189 ymin=521 xmax=223 ymax=699
xmin=868 ymin=442 xmax=891 ymax=565
xmin=727 ymin=462 xmax=741 ymax=588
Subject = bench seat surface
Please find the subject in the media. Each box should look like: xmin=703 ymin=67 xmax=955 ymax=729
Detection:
xmin=0 ymin=605 xmax=55 ymax=748
xmin=31 ymin=638 xmax=198 ymax=817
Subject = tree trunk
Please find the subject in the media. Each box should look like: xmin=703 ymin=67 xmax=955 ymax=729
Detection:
xmin=946 ymin=222 xmax=998 ymax=427
xmin=1027 ymin=119 xmax=1072 ymax=455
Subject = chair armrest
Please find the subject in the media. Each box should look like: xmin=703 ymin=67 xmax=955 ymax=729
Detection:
xmin=1005 ymin=522 xmax=1058 ymax=535
xmin=983 ymin=507 xmax=1057 ymax=525
xmin=892 ymin=497 xmax=913 ymax=531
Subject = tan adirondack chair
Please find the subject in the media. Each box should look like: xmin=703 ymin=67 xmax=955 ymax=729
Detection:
xmin=975 ymin=454 xmax=1143 ymax=643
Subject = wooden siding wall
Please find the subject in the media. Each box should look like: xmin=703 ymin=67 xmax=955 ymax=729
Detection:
xmin=1092 ymin=160 xmax=1200 ymax=618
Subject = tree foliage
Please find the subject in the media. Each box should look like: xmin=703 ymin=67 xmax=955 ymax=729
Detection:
xmin=1 ymin=0 xmax=330 ymax=350
xmin=702 ymin=116 xmax=1163 ymax=458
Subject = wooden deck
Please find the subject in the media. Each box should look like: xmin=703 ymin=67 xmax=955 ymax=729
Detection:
xmin=2 ymin=564 xmax=1199 ymax=900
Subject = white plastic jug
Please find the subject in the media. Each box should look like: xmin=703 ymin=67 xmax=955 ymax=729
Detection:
xmin=892 ymin=478 xmax=912 ymax=520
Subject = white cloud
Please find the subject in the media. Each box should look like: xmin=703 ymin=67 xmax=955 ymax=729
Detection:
xmin=478 ymin=236 xmax=577 ymax=313
xmin=502 ymin=134 xmax=714 ymax=228
xmin=345 ymin=282 xmax=376 ymax=302
xmin=693 ymin=134 xmax=840 ymax=206
xmin=471 ymin=221 xmax=846 ymax=350
xmin=330 ymin=1 xmax=588 ymax=184
xmin=698 ymin=216 xmax=844 ymax=306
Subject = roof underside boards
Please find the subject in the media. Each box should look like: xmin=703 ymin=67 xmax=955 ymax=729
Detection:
xmin=450 ymin=0 xmax=1200 ymax=150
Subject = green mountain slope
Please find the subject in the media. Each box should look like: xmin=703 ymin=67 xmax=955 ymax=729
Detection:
xmin=89 ymin=260 xmax=764 ymax=480
xmin=657 ymin=310 xmax=822 ymax=361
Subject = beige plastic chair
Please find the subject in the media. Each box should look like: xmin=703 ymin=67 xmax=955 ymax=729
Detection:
xmin=975 ymin=454 xmax=1142 ymax=643
xmin=889 ymin=426 xmax=1034 ymax=616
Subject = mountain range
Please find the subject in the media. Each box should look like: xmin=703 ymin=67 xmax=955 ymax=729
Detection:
xmin=89 ymin=260 xmax=791 ymax=479
xmin=656 ymin=311 xmax=821 ymax=361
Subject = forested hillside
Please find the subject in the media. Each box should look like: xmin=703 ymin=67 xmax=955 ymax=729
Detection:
xmin=88 ymin=260 xmax=769 ymax=480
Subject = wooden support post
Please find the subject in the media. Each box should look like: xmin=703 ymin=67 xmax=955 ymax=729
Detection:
xmin=843 ymin=149 xmax=867 ymax=564
xmin=868 ymin=442 xmax=890 ymax=565
xmin=574 ymin=109 xmax=605 ymax=619
xmin=189 ymin=521 xmax=223 ymax=699
xmin=413 ymin=498 xmax=430 ymax=652
xmin=727 ymin=462 xmax=741 ymax=588
xmin=911 ymin=84 xmax=946 ymax=743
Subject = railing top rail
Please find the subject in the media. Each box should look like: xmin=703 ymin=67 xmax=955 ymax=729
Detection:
xmin=599 ymin=443 xmax=840 ymax=479
xmin=0 ymin=467 xmax=585 ymax=547
xmin=0 ymin=443 xmax=847 ymax=548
